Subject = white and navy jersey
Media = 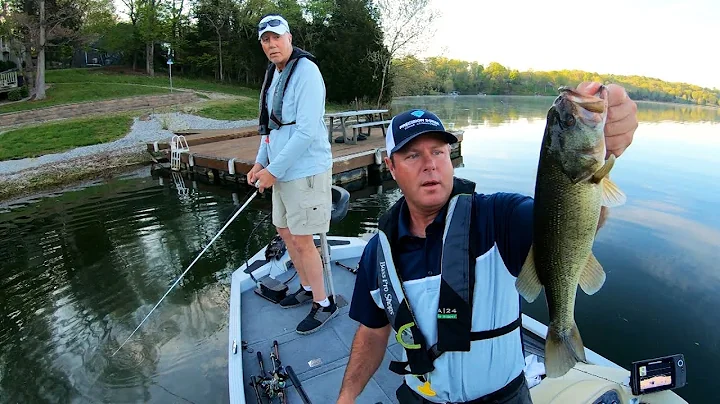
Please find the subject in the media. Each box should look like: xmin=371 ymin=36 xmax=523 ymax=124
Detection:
xmin=348 ymin=191 xmax=533 ymax=403
xmin=349 ymin=192 xmax=533 ymax=329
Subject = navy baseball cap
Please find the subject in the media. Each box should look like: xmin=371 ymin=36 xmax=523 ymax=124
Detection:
xmin=386 ymin=109 xmax=458 ymax=157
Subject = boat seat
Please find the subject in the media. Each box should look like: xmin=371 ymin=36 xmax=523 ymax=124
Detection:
xmin=330 ymin=185 xmax=350 ymax=223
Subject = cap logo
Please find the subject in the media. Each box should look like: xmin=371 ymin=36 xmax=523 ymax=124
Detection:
xmin=410 ymin=110 xmax=425 ymax=118
xmin=399 ymin=118 xmax=440 ymax=131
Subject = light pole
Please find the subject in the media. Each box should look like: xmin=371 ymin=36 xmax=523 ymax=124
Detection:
xmin=167 ymin=58 xmax=173 ymax=93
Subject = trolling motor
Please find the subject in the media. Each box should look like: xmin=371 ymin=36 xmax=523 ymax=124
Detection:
xmin=250 ymin=340 xmax=313 ymax=404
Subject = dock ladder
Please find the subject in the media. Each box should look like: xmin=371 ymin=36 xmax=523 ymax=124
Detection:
xmin=170 ymin=135 xmax=190 ymax=171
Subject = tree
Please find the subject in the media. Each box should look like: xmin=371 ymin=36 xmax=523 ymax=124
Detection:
xmin=8 ymin=0 xmax=104 ymax=99
xmin=311 ymin=0 xmax=388 ymax=104
xmin=371 ymin=0 xmax=439 ymax=107
xmin=136 ymin=0 xmax=167 ymax=76
xmin=194 ymin=0 xmax=233 ymax=81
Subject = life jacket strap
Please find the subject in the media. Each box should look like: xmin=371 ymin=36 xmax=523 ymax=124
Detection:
xmin=388 ymin=316 xmax=522 ymax=376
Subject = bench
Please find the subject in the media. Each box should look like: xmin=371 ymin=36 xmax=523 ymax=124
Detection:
xmin=342 ymin=120 xmax=391 ymax=144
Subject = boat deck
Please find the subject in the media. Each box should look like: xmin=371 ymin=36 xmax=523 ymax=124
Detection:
xmin=237 ymin=257 xmax=547 ymax=404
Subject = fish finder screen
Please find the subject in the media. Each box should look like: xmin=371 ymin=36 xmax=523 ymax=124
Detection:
xmin=638 ymin=359 xmax=674 ymax=393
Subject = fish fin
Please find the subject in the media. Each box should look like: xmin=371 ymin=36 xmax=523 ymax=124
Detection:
xmin=516 ymin=246 xmax=543 ymax=303
xmin=600 ymin=176 xmax=627 ymax=208
xmin=591 ymin=154 xmax=616 ymax=183
xmin=579 ymin=253 xmax=606 ymax=295
xmin=545 ymin=322 xmax=587 ymax=378
xmin=590 ymin=154 xmax=615 ymax=184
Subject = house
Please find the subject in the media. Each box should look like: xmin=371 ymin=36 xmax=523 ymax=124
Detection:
xmin=1 ymin=35 xmax=23 ymax=69
xmin=1 ymin=36 xmax=22 ymax=94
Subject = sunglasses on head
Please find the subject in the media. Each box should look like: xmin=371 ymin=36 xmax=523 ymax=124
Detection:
xmin=258 ymin=19 xmax=283 ymax=32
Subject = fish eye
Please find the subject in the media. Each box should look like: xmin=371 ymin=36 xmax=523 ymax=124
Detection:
xmin=565 ymin=115 xmax=576 ymax=127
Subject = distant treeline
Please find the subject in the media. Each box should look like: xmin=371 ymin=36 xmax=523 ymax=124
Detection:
xmin=391 ymin=56 xmax=720 ymax=107
xmin=392 ymin=96 xmax=720 ymax=129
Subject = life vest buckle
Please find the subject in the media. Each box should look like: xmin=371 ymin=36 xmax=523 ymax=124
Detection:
xmin=396 ymin=322 xmax=422 ymax=349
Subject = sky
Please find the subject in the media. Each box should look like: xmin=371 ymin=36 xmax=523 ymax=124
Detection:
xmin=420 ymin=0 xmax=719 ymax=90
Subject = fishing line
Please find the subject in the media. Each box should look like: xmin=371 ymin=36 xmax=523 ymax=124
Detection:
xmin=112 ymin=187 xmax=260 ymax=357
xmin=82 ymin=184 xmax=261 ymax=399
xmin=572 ymin=367 xmax=631 ymax=388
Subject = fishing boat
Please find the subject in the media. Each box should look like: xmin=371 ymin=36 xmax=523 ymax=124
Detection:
xmin=228 ymin=186 xmax=689 ymax=404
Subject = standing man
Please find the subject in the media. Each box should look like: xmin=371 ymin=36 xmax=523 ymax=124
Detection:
xmin=336 ymin=83 xmax=638 ymax=403
xmin=247 ymin=14 xmax=337 ymax=335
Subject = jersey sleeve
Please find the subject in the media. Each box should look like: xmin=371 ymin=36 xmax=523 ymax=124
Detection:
xmin=348 ymin=236 xmax=390 ymax=329
xmin=487 ymin=193 xmax=534 ymax=277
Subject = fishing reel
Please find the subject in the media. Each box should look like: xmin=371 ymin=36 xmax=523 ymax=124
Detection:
xmin=251 ymin=350 xmax=289 ymax=403
xmin=250 ymin=341 xmax=312 ymax=404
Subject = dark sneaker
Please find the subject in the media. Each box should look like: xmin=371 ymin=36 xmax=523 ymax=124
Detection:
xmin=279 ymin=287 xmax=313 ymax=309
xmin=296 ymin=300 xmax=338 ymax=335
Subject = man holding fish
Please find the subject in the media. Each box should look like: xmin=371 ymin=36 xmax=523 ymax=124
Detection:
xmin=338 ymin=82 xmax=638 ymax=404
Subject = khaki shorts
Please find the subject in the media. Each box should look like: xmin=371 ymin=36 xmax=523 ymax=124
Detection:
xmin=272 ymin=168 xmax=332 ymax=235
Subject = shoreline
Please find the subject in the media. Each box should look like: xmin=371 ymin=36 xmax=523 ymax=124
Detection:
xmin=0 ymin=147 xmax=153 ymax=203
xmin=0 ymin=112 xmax=256 ymax=204
xmin=393 ymin=94 xmax=720 ymax=110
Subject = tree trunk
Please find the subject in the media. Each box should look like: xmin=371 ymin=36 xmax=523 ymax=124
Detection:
xmin=34 ymin=0 xmax=47 ymax=100
xmin=217 ymin=32 xmax=223 ymax=82
xmin=146 ymin=42 xmax=154 ymax=76
xmin=23 ymin=49 xmax=34 ymax=92
xmin=133 ymin=52 xmax=137 ymax=71
xmin=376 ymin=58 xmax=390 ymax=108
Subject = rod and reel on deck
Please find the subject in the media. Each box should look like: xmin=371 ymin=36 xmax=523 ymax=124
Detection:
xmin=250 ymin=340 xmax=313 ymax=404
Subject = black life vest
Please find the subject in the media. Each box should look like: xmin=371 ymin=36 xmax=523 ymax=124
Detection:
xmin=375 ymin=177 xmax=522 ymax=378
xmin=258 ymin=47 xmax=319 ymax=136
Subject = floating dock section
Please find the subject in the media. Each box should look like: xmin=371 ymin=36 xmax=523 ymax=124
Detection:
xmin=146 ymin=126 xmax=464 ymax=188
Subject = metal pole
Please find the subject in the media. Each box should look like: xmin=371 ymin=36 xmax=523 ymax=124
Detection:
xmin=319 ymin=233 xmax=336 ymax=301
xmin=169 ymin=62 xmax=173 ymax=93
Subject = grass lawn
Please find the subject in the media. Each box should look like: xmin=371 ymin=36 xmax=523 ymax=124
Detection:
xmin=195 ymin=99 xmax=259 ymax=121
xmin=195 ymin=98 xmax=352 ymax=121
xmin=0 ymin=83 xmax=171 ymax=114
xmin=0 ymin=113 xmax=134 ymax=161
xmin=0 ymin=67 xmax=261 ymax=115
xmin=47 ymin=68 xmax=259 ymax=98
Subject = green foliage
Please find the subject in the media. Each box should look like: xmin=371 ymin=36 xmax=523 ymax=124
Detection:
xmin=393 ymin=58 xmax=720 ymax=107
xmin=195 ymin=98 xmax=258 ymax=121
xmin=7 ymin=87 xmax=23 ymax=101
xmin=0 ymin=114 xmax=134 ymax=161
xmin=86 ymin=0 xmax=389 ymax=104
xmin=310 ymin=0 xmax=389 ymax=104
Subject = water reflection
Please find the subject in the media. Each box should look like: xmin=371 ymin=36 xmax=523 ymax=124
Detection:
xmin=0 ymin=172 xmax=274 ymax=403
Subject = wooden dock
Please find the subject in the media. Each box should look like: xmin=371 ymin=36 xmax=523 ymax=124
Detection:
xmin=146 ymin=125 xmax=464 ymax=187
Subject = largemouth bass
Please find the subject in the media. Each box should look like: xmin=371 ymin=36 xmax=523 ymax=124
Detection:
xmin=516 ymin=85 xmax=627 ymax=378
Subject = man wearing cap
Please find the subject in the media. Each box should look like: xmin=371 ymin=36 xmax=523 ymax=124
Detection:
xmin=337 ymin=83 xmax=638 ymax=403
xmin=247 ymin=14 xmax=337 ymax=335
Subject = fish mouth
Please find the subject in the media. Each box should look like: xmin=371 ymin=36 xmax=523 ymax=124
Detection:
xmin=558 ymin=86 xmax=608 ymax=114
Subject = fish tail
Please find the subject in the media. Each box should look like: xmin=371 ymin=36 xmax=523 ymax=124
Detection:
xmin=545 ymin=321 xmax=587 ymax=378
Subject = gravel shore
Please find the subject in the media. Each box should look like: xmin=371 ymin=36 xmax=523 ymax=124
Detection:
xmin=0 ymin=112 xmax=256 ymax=201
xmin=0 ymin=112 xmax=255 ymax=177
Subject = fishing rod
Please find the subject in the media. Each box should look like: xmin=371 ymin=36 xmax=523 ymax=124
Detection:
xmin=112 ymin=183 xmax=260 ymax=357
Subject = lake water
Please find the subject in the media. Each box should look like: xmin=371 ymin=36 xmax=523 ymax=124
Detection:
xmin=1 ymin=96 xmax=718 ymax=403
